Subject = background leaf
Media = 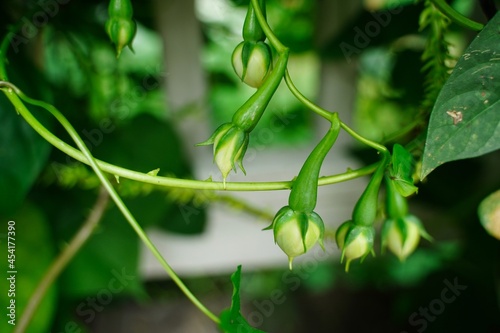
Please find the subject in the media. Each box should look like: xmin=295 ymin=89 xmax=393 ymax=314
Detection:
xmin=0 ymin=80 xmax=52 ymax=215
xmin=390 ymin=144 xmax=418 ymax=196
xmin=59 ymin=203 xmax=145 ymax=299
xmin=421 ymin=12 xmax=500 ymax=178
xmin=93 ymin=113 xmax=206 ymax=234
xmin=55 ymin=114 xmax=201 ymax=298
xmin=219 ymin=266 xmax=266 ymax=333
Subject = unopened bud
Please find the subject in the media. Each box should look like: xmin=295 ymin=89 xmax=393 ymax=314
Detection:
xmin=105 ymin=16 xmax=136 ymax=57
xmin=335 ymin=221 xmax=374 ymax=271
xmin=381 ymin=215 xmax=431 ymax=261
xmin=197 ymin=123 xmax=249 ymax=186
xmin=268 ymin=206 xmax=324 ymax=269
xmin=232 ymin=41 xmax=272 ymax=88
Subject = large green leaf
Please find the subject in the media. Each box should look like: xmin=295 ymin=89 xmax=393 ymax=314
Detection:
xmin=219 ymin=266 xmax=266 ymax=333
xmin=0 ymin=93 xmax=51 ymax=215
xmin=421 ymin=13 xmax=500 ymax=178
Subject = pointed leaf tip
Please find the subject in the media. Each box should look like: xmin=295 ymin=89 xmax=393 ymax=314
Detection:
xmin=421 ymin=13 xmax=500 ymax=178
xmin=219 ymin=266 xmax=267 ymax=333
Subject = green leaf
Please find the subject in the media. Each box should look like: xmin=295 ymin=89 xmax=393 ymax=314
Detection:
xmin=390 ymin=144 xmax=418 ymax=197
xmin=378 ymin=0 xmax=416 ymax=10
xmin=93 ymin=114 xmax=206 ymax=234
xmin=60 ymin=200 xmax=145 ymax=299
xmin=0 ymin=93 xmax=51 ymax=215
xmin=421 ymin=13 xmax=500 ymax=178
xmin=219 ymin=266 xmax=266 ymax=333
xmin=38 ymin=186 xmax=143 ymax=301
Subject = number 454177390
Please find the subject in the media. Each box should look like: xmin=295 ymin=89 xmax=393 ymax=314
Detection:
xmin=7 ymin=220 xmax=15 ymax=270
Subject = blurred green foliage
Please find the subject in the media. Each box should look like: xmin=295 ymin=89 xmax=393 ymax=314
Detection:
xmin=0 ymin=204 xmax=57 ymax=333
xmin=0 ymin=0 xmax=499 ymax=332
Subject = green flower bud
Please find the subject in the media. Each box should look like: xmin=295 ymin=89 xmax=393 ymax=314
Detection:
xmin=478 ymin=189 xmax=500 ymax=240
xmin=197 ymin=123 xmax=249 ymax=186
xmin=381 ymin=215 xmax=431 ymax=261
xmin=105 ymin=0 xmax=136 ymax=57
xmin=335 ymin=221 xmax=374 ymax=272
xmin=382 ymin=174 xmax=432 ymax=261
xmin=232 ymin=41 xmax=273 ymax=88
xmin=269 ymin=206 xmax=325 ymax=269
xmin=198 ymin=51 xmax=288 ymax=183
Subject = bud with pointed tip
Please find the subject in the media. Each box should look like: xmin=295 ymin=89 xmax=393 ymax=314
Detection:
xmin=335 ymin=221 xmax=375 ymax=272
xmin=266 ymin=114 xmax=339 ymax=269
xmin=381 ymin=216 xmax=430 ymax=261
xmin=105 ymin=0 xmax=136 ymax=57
xmin=198 ymin=51 xmax=289 ymax=182
xmin=334 ymin=158 xmax=387 ymax=271
xmin=267 ymin=206 xmax=324 ymax=269
xmin=197 ymin=123 xmax=248 ymax=185
xmin=382 ymin=175 xmax=432 ymax=261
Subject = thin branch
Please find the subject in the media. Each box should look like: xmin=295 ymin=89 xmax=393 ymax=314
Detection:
xmin=431 ymin=0 xmax=484 ymax=31
xmin=250 ymin=0 xmax=286 ymax=53
xmin=14 ymin=187 xmax=110 ymax=333
xmin=284 ymin=70 xmax=334 ymax=121
xmin=0 ymin=80 xmax=377 ymax=191
xmin=9 ymin=83 xmax=221 ymax=324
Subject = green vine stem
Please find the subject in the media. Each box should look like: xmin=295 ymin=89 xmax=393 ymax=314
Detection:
xmin=14 ymin=187 xmax=109 ymax=333
xmin=430 ymin=0 xmax=484 ymax=31
xmin=250 ymin=0 xmax=286 ymax=53
xmin=339 ymin=121 xmax=389 ymax=156
xmin=0 ymin=80 xmax=377 ymax=190
xmin=284 ymin=70 xmax=389 ymax=156
xmin=0 ymin=28 xmax=378 ymax=192
xmin=284 ymin=70 xmax=333 ymax=121
xmin=0 ymin=16 xmax=386 ymax=325
xmin=0 ymin=82 xmax=220 ymax=324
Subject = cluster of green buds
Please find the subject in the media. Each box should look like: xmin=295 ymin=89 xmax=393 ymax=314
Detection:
xmin=231 ymin=0 xmax=273 ymax=88
xmin=105 ymin=0 xmax=136 ymax=57
xmin=335 ymin=142 xmax=434 ymax=270
xmin=199 ymin=48 xmax=288 ymax=184
xmin=381 ymin=175 xmax=432 ymax=261
xmin=267 ymin=114 xmax=340 ymax=269
xmin=199 ymin=0 xmax=287 ymax=185
xmin=335 ymin=159 xmax=386 ymax=271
